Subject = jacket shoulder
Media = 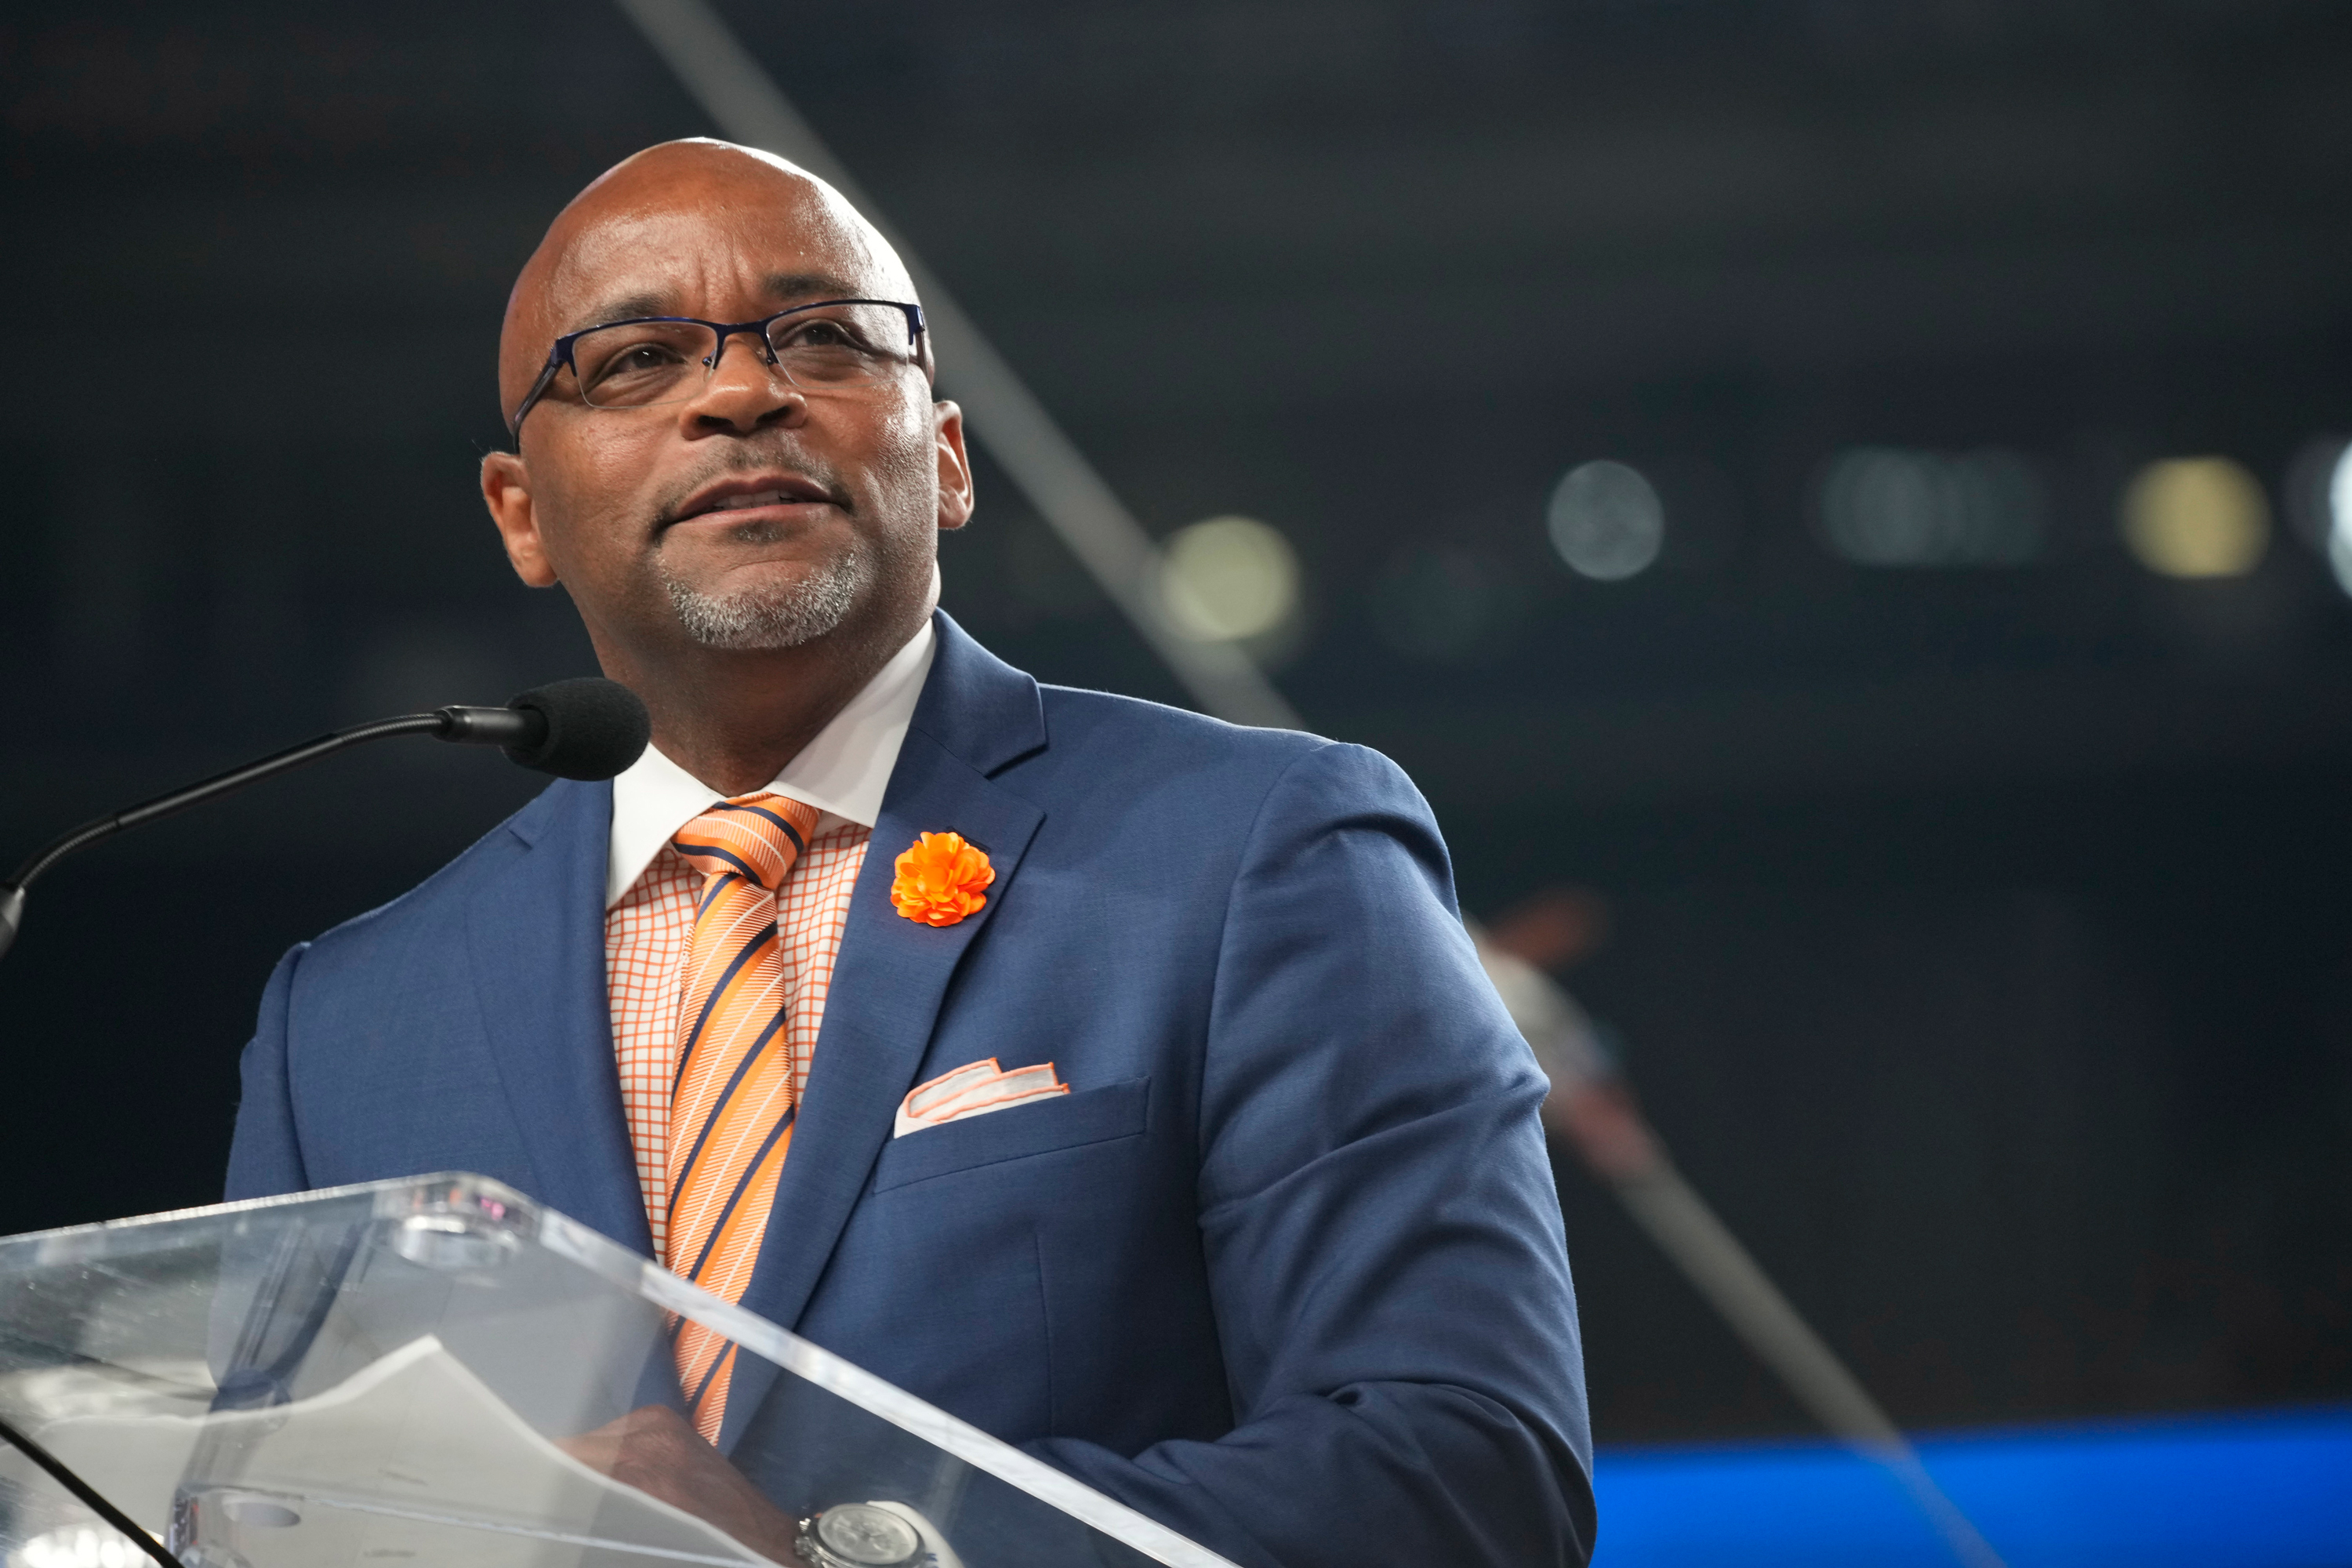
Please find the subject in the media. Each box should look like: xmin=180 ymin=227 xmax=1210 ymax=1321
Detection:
xmin=1027 ymin=683 xmax=1428 ymax=818
xmin=1032 ymin=682 xmax=1334 ymax=775
xmin=296 ymin=779 xmax=598 ymax=968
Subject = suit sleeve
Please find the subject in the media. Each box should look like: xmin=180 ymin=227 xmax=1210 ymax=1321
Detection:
xmin=224 ymin=943 xmax=314 ymax=1201
xmin=1026 ymin=742 xmax=1597 ymax=1567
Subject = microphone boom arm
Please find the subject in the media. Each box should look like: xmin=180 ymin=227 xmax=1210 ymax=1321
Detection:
xmin=0 ymin=705 xmax=542 ymax=964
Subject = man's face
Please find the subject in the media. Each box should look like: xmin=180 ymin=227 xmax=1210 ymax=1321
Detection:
xmin=484 ymin=157 xmax=971 ymax=673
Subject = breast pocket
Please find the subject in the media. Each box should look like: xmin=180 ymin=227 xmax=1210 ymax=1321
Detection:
xmin=871 ymin=1076 xmax=1150 ymax=1192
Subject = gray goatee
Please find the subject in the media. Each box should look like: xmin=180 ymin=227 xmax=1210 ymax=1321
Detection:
xmin=661 ymin=543 xmax=869 ymax=650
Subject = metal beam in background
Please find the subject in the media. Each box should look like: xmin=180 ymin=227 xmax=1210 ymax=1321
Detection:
xmin=1482 ymin=933 xmax=2006 ymax=1567
xmin=1612 ymin=1165 xmax=2006 ymax=1568
xmin=612 ymin=0 xmax=1303 ymax=731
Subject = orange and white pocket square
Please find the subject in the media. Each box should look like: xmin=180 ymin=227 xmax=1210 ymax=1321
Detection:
xmin=895 ymin=1058 xmax=1069 ymax=1138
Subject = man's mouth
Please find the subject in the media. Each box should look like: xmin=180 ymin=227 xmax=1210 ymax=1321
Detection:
xmin=668 ymin=472 xmax=840 ymax=527
xmin=709 ymin=489 xmax=797 ymax=512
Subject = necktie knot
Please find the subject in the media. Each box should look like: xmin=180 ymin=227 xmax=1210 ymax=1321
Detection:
xmin=672 ymin=793 xmax=819 ymax=893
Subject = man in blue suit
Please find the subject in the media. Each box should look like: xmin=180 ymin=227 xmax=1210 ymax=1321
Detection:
xmin=226 ymin=140 xmax=1593 ymax=1567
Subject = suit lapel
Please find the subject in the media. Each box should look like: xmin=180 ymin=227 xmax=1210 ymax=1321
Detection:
xmin=464 ymin=778 xmax=653 ymax=1259
xmin=717 ymin=613 xmax=1047 ymax=1450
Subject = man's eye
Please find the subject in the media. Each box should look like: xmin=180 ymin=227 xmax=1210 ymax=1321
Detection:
xmin=779 ymin=320 xmax=863 ymax=350
xmin=605 ymin=344 xmax=686 ymax=376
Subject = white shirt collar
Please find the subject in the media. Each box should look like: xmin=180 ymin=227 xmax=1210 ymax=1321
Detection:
xmin=604 ymin=618 xmax=936 ymax=908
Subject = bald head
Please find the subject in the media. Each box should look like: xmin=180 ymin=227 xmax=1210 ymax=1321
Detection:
xmin=499 ymin=140 xmax=921 ymax=421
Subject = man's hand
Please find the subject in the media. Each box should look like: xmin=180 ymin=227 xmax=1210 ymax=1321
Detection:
xmin=558 ymin=1404 xmax=804 ymax=1566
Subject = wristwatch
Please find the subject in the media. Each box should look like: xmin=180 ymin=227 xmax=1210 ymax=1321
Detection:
xmin=793 ymin=1503 xmax=925 ymax=1568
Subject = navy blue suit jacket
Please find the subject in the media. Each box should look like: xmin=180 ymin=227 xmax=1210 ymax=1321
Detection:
xmin=226 ymin=612 xmax=1595 ymax=1567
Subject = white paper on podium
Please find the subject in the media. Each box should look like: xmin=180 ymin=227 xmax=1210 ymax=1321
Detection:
xmin=27 ymin=1335 xmax=779 ymax=1566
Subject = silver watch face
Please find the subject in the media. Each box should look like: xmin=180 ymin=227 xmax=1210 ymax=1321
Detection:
xmin=812 ymin=1503 xmax=924 ymax=1566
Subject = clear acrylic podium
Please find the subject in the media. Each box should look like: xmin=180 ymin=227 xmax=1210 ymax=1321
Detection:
xmin=0 ymin=1174 xmax=1236 ymax=1568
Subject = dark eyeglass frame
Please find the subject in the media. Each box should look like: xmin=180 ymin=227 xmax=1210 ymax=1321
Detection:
xmin=507 ymin=298 xmax=927 ymax=434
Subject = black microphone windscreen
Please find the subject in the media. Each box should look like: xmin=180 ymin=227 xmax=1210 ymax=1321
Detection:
xmin=503 ymin=678 xmax=652 ymax=781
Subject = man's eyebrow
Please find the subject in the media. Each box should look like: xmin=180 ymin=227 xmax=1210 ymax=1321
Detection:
xmin=569 ymin=292 xmax=675 ymax=331
xmin=764 ymin=270 xmax=862 ymax=302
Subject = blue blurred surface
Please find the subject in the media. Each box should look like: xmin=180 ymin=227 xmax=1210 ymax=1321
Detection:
xmin=1593 ymin=1406 xmax=2352 ymax=1567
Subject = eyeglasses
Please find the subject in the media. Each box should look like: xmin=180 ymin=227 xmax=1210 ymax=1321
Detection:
xmin=508 ymin=299 xmax=927 ymax=433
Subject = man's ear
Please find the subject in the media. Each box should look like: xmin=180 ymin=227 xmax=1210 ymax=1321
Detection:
xmin=481 ymin=450 xmax=561 ymax=586
xmin=934 ymin=400 xmax=975 ymax=532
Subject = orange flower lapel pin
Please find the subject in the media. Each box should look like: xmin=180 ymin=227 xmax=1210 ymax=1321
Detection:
xmin=891 ymin=831 xmax=995 ymax=927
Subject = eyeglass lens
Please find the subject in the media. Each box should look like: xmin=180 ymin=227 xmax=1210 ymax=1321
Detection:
xmin=568 ymin=303 xmax=913 ymax=408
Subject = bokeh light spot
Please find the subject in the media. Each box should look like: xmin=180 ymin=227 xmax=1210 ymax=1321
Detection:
xmin=2328 ymin=445 xmax=2352 ymax=597
xmin=1548 ymin=460 xmax=1665 ymax=581
xmin=1156 ymin=515 xmax=1300 ymax=642
xmin=2119 ymin=458 xmax=2270 ymax=579
xmin=1816 ymin=447 xmax=2045 ymax=567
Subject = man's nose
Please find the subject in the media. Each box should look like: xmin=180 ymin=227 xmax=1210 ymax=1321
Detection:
xmin=682 ymin=331 xmax=801 ymax=433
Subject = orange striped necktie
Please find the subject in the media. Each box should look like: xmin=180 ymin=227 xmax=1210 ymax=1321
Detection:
xmin=665 ymin=790 xmax=821 ymax=1442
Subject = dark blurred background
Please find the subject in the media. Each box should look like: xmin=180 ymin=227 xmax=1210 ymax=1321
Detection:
xmin=3 ymin=0 xmax=2349 ymax=1450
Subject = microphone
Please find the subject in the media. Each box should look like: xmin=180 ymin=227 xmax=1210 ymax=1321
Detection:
xmin=463 ymin=677 xmax=655 ymax=780
xmin=0 ymin=677 xmax=650 ymax=963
